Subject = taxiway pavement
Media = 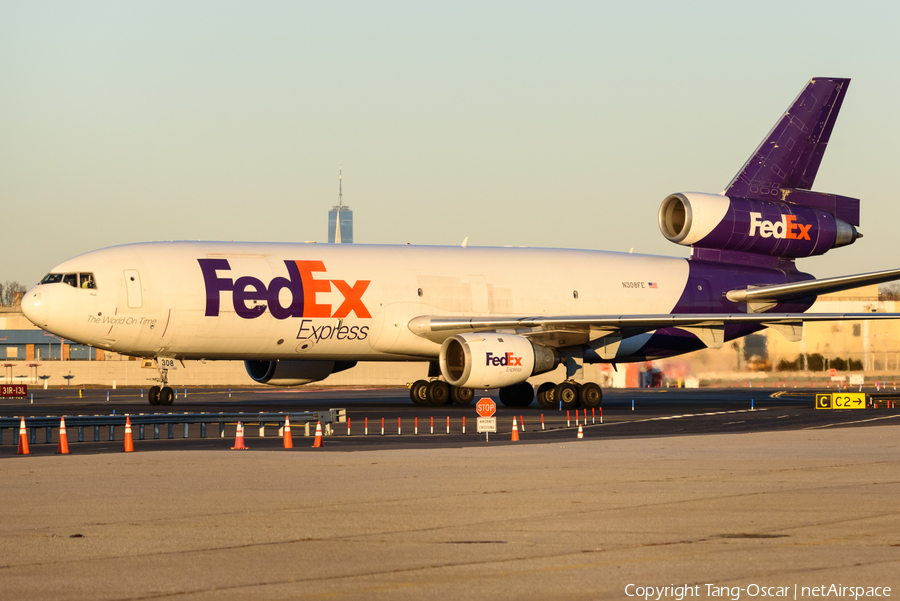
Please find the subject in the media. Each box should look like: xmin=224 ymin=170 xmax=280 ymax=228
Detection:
xmin=1 ymin=388 xmax=898 ymax=600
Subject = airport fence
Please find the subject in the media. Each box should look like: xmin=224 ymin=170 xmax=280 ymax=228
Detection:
xmin=0 ymin=409 xmax=346 ymax=446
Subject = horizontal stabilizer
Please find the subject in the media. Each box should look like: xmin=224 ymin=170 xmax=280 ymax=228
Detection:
xmin=726 ymin=267 xmax=900 ymax=310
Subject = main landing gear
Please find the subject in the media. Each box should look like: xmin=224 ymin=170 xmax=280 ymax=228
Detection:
xmin=148 ymin=366 xmax=175 ymax=406
xmin=536 ymin=381 xmax=602 ymax=410
xmin=409 ymin=380 xmax=475 ymax=406
xmin=409 ymin=379 xmax=603 ymax=409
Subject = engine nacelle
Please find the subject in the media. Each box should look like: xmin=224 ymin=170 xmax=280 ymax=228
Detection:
xmin=438 ymin=333 xmax=559 ymax=389
xmin=658 ymin=192 xmax=860 ymax=258
xmin=244 ymin=360 xmax=357 ymax=386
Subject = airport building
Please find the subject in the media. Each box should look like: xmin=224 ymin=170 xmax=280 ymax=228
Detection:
xmin=2 ymin=304 xmax=112 ymax=364
xmin=767 ymin=284 xmax=900 ymax=371
xmin=664 ymin=285 xmax=900 ymax=384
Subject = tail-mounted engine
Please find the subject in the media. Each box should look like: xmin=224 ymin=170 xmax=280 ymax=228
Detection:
xmin=439 ymin=333 xmax=558 ymax=389
xmin=245 ymin=359 xmax=357 ymax=386
xmin=659 ymin=192 xmax=860 ymax=258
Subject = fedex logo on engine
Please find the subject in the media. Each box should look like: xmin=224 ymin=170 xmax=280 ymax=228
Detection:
xmin=485 ymin=352 xmax=523 ymax=367
xmin=199 ymin=258 xmax=371 ymax=320
xmin=748 ymin=212 xmax=812 ymax=241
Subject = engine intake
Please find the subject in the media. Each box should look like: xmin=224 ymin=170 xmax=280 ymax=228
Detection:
xmin=439 ymin=333 xmax=558 ymax=389
xmin=245 ymin=360 xmax=357 ymax=386
xmin=659 ymin=192 xmax=860 ymax=257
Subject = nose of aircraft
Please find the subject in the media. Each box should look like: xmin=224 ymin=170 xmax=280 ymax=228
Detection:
xmin=21 ymin=287 xmax=50 ymax=328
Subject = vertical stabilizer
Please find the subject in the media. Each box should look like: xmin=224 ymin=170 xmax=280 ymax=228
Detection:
xmin=725 ymin=78 xmax=849 ymax=200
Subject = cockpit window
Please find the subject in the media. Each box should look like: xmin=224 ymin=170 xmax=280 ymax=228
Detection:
xmin=55 ymin=273 xmax=97 ymax=289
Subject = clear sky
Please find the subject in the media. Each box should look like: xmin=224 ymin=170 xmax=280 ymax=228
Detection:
xmin=2 ymin=1 xmax=899 ymax=286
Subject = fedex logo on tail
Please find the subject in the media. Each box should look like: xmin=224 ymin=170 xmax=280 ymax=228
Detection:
xmin=199 ymin=259 xmax=370 ymax=320
xmin=748 ymin=212 xmax=812 ymax=240
xmin=485 ymin=352 xmax=523 ymax=367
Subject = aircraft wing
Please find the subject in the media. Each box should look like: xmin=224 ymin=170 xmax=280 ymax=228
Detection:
xmin=408 ymin=312 xmax=900 ymax=350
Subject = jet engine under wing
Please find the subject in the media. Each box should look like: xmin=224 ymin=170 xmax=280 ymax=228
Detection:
xmin=408 ymin=312 xmax=900 ymax=349
xmin=726 ymin=267 xmax=900 ymax=313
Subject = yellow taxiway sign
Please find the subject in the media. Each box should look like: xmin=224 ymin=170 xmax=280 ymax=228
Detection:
xmin=816 ymin=393 xmax=866 ymax=409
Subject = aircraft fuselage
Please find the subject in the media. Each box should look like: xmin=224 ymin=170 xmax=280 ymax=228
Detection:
xmin=22 ymin=241 xmax=810 ymax=364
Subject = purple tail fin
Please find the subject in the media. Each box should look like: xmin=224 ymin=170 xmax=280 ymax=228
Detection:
xmin=724 ymin=78 xmax=850 ymax=200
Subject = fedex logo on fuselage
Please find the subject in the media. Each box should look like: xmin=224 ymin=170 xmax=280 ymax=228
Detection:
xmin=485 ymin=352 xmax=522 ymax=367
xmin=199 ymin=258 xmax=371 ymax=320
xmin=748 ymin=212 xmax=812 ymax=240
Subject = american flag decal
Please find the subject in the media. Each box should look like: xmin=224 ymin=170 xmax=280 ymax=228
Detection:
xmin=648 ymin=282 xmax=658 ymax=288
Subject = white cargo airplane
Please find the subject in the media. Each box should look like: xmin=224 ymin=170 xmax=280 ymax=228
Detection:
xmin=21 ymin=77 xmax=900 ymax=407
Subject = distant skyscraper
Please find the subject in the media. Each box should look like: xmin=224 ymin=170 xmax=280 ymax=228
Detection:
xmin=328 ymin=162 xmax=353 ymax=243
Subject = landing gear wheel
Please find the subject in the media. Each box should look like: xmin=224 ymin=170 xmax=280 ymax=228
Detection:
xmin=426 ymin=380 xmax=450 ymax=405
xmin=410 ymin=380 xmax=429 ymax=406
xmin=159 ymin=386 xmax=175 ymax=406
xmin=451 ymin=386 xmax=475 ymax=405
xmin=536 ymin=382 xmax=556 ymax=408
xmin=545 ymin=383 xmax=557 ymax=407
xmin=154 ymin=365 xmax=173 ymax=406
xmin=579 ymin=382 xmax=603 ymax=408
xmin=554 ymin=382 xmax=579 ymax=410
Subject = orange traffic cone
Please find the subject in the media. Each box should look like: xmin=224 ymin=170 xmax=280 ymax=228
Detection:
xmin=57 ymin=417 xmax=69 ymax=454
xmin=232 ymin=421 xmax=248 ymax=450
xmin=312 ymin=421 xmax=324 ymax=448
xmin=577 ymin=424 xmax=584 ymax=439
xmin=123 ymin=416 xmax=134 ymax=452
xmin=511 ymin=417 xmax=520 ymax=441
xmin=283 ymin=415 xmax=293 ymax=449
xmin=17 ymin=417 xmax=29 ymax=455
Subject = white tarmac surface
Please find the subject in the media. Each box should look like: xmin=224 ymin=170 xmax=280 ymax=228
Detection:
xmin=1 ymin=426 xmax=898 ymax=600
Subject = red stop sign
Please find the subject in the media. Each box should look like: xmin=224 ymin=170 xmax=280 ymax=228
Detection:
xmin=829 ymin=368 xmax=837 ymax=377
xmin=476 ymin=398 xmax=496 ymax=417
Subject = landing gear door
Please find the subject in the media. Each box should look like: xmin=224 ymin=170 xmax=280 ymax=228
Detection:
xmin=124 ymin=270 xmax=143 ymax=308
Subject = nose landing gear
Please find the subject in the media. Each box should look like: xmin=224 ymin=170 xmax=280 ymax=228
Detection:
xmin=148 ymin=364 xmax=175 ymax=406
